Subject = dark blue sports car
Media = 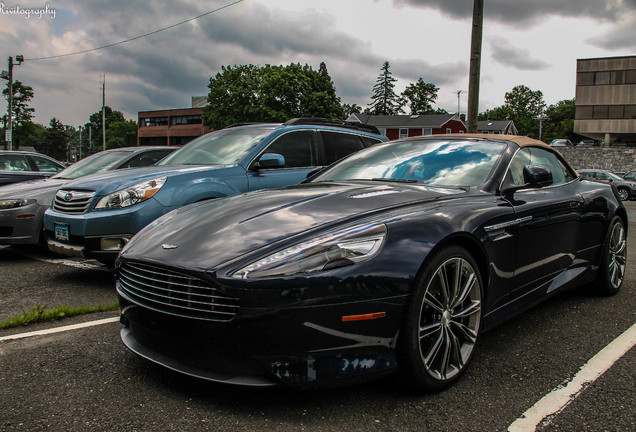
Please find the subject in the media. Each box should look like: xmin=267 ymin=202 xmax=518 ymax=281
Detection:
xmin=116 ymin=134 xmax=627 ymax=391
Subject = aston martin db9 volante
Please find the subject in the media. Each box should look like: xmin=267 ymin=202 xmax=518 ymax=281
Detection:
xmin=116 ymin=134 xmax=627 ymax=391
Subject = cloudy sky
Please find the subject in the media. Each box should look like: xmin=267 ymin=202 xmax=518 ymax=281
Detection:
xmin=1 ymin=0 xmax=635 ymax=128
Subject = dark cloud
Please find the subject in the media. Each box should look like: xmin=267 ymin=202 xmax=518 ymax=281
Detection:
xmin=489 ymin=38 xmax=551 ymax=71
xmin=391 ymin=0 xmax=629 ymax=26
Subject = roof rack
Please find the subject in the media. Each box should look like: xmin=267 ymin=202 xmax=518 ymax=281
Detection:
xmin=283 ymin=118 xmax=381 ymax=135
xmin=224 ymin=122 xmax=268 ymax=129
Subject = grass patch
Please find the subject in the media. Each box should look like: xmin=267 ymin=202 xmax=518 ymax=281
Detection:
xmin=0 ymin=302 xmax=120 ymax=330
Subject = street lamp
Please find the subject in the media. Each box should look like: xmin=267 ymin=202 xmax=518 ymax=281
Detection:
xmin=1 ymin=55 xmax=24 ymax=151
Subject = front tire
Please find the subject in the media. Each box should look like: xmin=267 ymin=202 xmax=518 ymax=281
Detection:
xmin=398 ymin=245 xmax=483 ymax=392
xmin=617 ymin=187 xmax=629 ymax=201
xmin=593 ymin=216 xmax=627 ymax=296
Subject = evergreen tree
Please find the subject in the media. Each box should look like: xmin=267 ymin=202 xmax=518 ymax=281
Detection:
xmin=369 ymin=61 xmax=403 ymax=115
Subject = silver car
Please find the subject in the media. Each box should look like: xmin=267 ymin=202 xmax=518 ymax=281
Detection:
xmin=0 ymin=146 xmax=176 ymax=246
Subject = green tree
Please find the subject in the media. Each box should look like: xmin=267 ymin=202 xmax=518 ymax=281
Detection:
xmin=83 ymin=106 xmax=127 ymax=153
xmin=478 ymin=85 xmax=546 ymax=138
xmin=369 ymin=61 xmax=403 ymax=115
xmin=342 ymin=103 xmax=362 ymax=116
xmin=401 ymin=78 xmax=439 ymax=115
xmin=106 ymin=120 xmax=138 ymax=149
xmin=203 ymin=63 xmax=344 ymax=129
xmin=38 ymin=118 xmax=69 ymax=160
xmin=542 ymin=99 xmax=582 ymax=144
xmin=2 ymin=80 xmax=37 ymax=149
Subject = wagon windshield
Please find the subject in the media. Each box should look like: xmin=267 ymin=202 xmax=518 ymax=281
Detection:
xmin=159 ymin=127 xmax=274 ymax=166
xmin=312 ymin=139 xmax=506 ymax=187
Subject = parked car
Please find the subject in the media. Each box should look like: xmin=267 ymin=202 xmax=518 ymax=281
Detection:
xmin=549 ymin=139 xmax=574 ymax=147
xmin=577 ymin=139 xmax=598 ymax=147
xmin=116 ymin=134 xmax=626 ymax=391
xmin=0 ymin=151 xmax=65 ymax=186
xmin=578 ymin=169 xmax=636 ymax=201
xmin=623 ymin=170 xmax=636 ymax=181
xmin=43 ymin=119 xmax=388 ymax=263
xmin=0 ymin=146 xmax=177 ymax=246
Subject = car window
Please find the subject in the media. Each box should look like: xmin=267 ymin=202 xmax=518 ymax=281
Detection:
xmin=31 ymin=155 xmax=63 ymax=173
xmin=508 ymin=147 xmax=575 ymax=186
xmin=123 ymin=150 xmax=174 ymax=168
xmin=360 ymin=136 xmax=384 ymax=147
xmin=320 ymin=131 xmax=363 ymax=165
xmin=596 ymin=172 xmax=611 ymax=181
xmin=0 ymin=154 xmax=31 ymax=171
xmin=264 ymin=130 xmax=317 ymax=168
xmin=314 ymin=140 xmax=505 ymax=187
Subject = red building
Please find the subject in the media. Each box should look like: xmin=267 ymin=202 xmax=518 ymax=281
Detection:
xmin=346 ymin=113 xmax=467 ymax=140
xmin=137 ymin=105 xmax=212 ymax=146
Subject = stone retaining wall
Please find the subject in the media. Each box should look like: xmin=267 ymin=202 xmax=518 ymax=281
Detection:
xmin=554 ymin=147 xmax=636 ymax=173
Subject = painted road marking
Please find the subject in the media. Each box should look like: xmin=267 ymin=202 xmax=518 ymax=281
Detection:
xmin=508 ymin=322 xmax=636 ymax=431
xmin=0 ymin=316 xmax=120 ymax=342
xmin=13 ymin=250 xmax=108 ymax=271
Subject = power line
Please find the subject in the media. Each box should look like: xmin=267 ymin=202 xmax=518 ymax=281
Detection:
xmin=25 ymin=0 xmax=245 ymax=61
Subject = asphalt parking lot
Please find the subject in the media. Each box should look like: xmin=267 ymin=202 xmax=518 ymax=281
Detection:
xmin=1 ymin=205 xmax=635 ymax=431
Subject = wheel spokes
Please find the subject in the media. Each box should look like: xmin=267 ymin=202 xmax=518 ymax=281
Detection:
xmin=418 ymin=256 xmax=482 ymax=381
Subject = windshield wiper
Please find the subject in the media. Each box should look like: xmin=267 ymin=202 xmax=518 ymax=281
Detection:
xmin=372 ymin=177 xmax=421 ymax=183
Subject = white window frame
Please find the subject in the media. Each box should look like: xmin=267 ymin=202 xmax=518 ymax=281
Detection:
xmin=422 ymin=128 xmax=432 ymax=135
xmin=399 ymin=128 xmax=409 ymax=139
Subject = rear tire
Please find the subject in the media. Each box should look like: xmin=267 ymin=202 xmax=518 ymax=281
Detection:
xmin=397 ymin=245 xmax=483 ymax=392
xmin=593 ymin=216 xmax=626 ymax=296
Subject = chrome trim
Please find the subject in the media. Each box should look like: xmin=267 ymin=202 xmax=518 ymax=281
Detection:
xmin=118 ymin=262 xmax=239 ymax=321
xmin=52 ymin=190 xmax=96 ymax=214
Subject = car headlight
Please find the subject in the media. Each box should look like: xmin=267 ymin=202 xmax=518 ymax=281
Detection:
xmin=232 ymin=223 xmax=387 ymax=279
xmin=0 ymin=199 xmax=32 ymax=210
xmin=95 ymin=177 xmax=167 ymax=210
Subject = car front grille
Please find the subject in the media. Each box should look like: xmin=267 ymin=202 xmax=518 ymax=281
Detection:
xmin=118 ymin=261 xmax=240 ymax=321
xmin=52 ymin=190 xmax=96 ymax=214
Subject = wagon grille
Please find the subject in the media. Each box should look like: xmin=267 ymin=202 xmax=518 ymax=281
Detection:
xmin=118 ymin=261 xmax=240 ymax=321
xmin=52 ymin=190 xmax=96 ymax=214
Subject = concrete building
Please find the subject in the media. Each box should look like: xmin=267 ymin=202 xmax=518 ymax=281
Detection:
xmin=574 ymin=56 xmax=636 ymax=146
xmin=137 ymin=97 xmax=212 ymax=146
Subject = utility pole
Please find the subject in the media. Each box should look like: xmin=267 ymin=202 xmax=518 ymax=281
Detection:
xmin=456 ymin=90 xmax=464 ymax=116
xmin=1 ymin=55 xmax=23 ymax=150
xmin=467 ymin=0 xmax=484 ymax=133
xmin=101 ymin=74 xmax=106 ymax=150
xmin=79 ymin=125 xmax=83 ymax=160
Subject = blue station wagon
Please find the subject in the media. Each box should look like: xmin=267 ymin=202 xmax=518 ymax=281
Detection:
xmin=43 ymin=119 xmax=387 ymax=263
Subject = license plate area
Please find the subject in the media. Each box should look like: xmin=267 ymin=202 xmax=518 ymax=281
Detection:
xmin=54 ymin=223 xmax=69 ymax=242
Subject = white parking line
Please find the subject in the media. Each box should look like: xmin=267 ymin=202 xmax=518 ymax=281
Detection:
xmin=508 ymin=322 xmax=636 ymax=431
xmin=13 ymin=250 xmax=108 ymax=271
xmin=0 ymin=316 xmax=120 ymax=342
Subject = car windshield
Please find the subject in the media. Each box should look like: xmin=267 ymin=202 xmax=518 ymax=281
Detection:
xmin=159 ymin=127 xmax=274 ymax=166
xmin=608 ymin=172 xmax=624 ymax=181
xmin=312 ymin=139 xmax=506 ymax=187
xmin=52 ymin=150 xmax=134 ymax=179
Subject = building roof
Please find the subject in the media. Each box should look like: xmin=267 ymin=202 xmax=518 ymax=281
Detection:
xmin=478 ymin=120 xmax=515 ymax=132
xmin=347 ymin=113 xmax=460 ymax=128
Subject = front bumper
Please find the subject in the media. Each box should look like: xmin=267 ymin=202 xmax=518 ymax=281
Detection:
xmin=118 ymin=281 xmax=406 ymax=389
xmin=0 ymin=203 xmax=45 ymax=245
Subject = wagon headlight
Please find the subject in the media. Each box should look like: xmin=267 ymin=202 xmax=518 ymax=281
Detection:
xmin=232 ymin=223 xmax=387 ymax=279
xmin=95 ymin=177 xmax=166 ymax=209
xmin=0 ymin=199 xmax=32 ymax=209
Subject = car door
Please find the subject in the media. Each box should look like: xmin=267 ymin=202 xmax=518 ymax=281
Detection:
xmin=505 ymin=147 xmax=584 ymax=299
xmin=247 ymin=130 xmax=319 ymax=190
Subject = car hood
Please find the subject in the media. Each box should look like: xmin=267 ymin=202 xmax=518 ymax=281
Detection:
xmin=120 ymin=181 xmax=466 ymax=272
xmin=58 ymin=164 xmax=233 ymax=195
xmin=0 ymin=177 xmax=68 ymax=200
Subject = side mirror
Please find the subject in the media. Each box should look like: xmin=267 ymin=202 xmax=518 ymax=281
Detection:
xmin=256 ymin=153 xmax=285 ymax=169
xmin=502 ymin=164 xmax=553 ymax=195
xmin=523 ymin=164 xmax=553 ymax=187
